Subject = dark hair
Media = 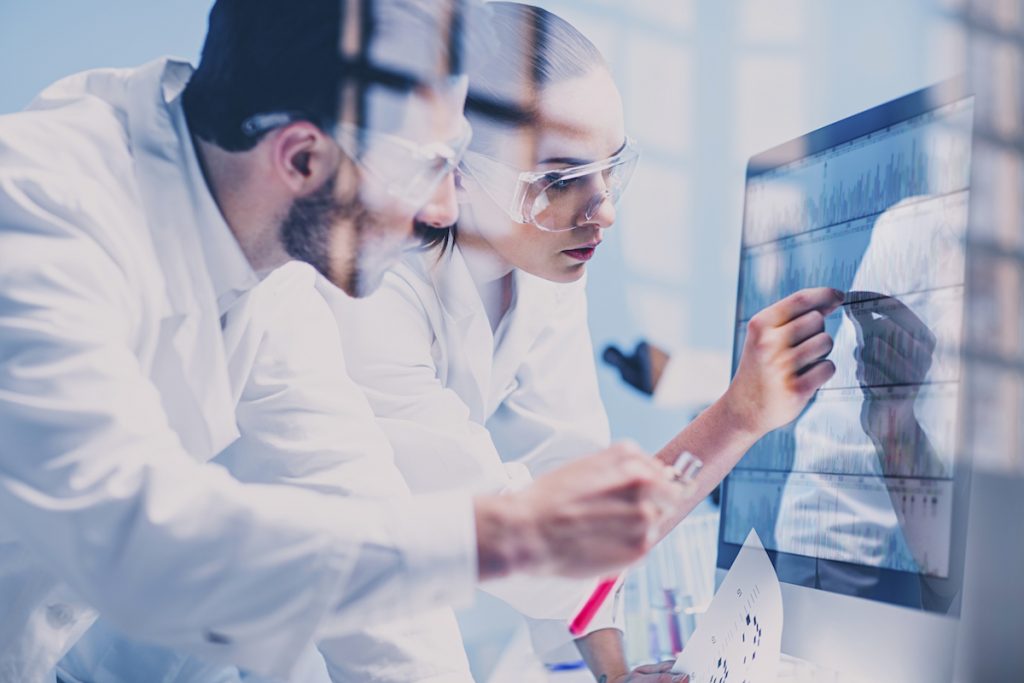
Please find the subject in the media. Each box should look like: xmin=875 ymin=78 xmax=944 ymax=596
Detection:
xmin=414 ymin=220 xmax=457 ymax=252
xmin=183 ymin=0 xmax=478 ymax=152
xmin=183 ymin=0 xmax=343 ymax=151
xmin=418 ymin=2 xmax=607 ymax=253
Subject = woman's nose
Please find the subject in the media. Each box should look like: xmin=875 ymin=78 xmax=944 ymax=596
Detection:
xmin=582 ymin=190 xmax=617 ymax=228
xmin=415 ymin=172 xmax=460 ymax=228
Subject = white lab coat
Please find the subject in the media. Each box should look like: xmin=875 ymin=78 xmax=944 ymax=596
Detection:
xmin=333 ymin=245 xmax=620 ymax=654
xmin=651 ymin=349 xmax=731 ymax=409
xmin=0 ymin=58 xmax=475 ymax=682
xmin=59 ymin=263 xmax=474 ymax=683
xmin=224 ymin=271 xmax=473 ymax=683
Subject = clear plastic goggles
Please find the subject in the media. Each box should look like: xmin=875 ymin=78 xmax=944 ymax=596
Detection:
xmin=458 ymin=138 xmax=639 ymax=232
xmin=241 ymin=112 xmax=472 ymax=209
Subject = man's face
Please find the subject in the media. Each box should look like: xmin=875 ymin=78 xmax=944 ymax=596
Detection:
xmin=280 ymin=79 xmax=468 ymax=297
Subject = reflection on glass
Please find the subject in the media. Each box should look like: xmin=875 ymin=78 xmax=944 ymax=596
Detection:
xmin=724 ymin=92 xmax=973 ymax=613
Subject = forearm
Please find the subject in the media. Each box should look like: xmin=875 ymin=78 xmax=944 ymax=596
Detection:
xmin=576 ymin=628 xmax=629 ymax=681
xmin=652 ymin=287 xmax=844 ymax=525
xmin=655 ymin=391 xmax=763 ymax=525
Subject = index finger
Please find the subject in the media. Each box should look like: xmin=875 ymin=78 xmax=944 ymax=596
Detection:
xmin=758 ymin=287 xmax=844 ymax=327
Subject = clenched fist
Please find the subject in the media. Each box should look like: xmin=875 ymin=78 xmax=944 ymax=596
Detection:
xmin=474 ymin=442 xmax=686 ymax=579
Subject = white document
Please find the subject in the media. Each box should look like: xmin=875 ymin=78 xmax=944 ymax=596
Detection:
xmin=672 ymin=529 xmax=783 ymax=683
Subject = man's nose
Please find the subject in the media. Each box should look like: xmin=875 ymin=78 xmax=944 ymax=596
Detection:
xmin=415 ymin=173 xmax=460 ymax=228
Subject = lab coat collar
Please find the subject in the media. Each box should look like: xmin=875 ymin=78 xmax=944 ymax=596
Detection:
xmin=171 ymin=100 xmax=259 ymax=316
xmin=418 ymin=246 xmax=485 ymax=325
xmin=416 ymin=245 xmax=558 ymax=326
xmin=139 ymin=58 xmax=259 ymax=318
xmin=415 ymin=245 xmax=561 ymax=417
xmin=487 ymin=266 xmax=560 ymax=414
xmin=123 ymin=57 xmax=242 ymax=456
xmin=417 ymin=246 xmax=494 ymax=416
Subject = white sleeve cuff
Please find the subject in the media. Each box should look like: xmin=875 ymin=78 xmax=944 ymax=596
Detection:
xmin=317 ymin=493 xmax=478 ymax=638
xmin=579 ymin=576 xmax=624 ymax=635
xmin=652 ymin=349 xmax=731 ymax=409
xmin=389 ymin=492 xmax=478 ymax=612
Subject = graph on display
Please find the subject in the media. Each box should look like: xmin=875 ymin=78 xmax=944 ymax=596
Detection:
xmin=724 ymin=93 xmax=974 ymax=583
xmin=743 ymin=97 xmax=974 ymax=246
xmin=736 ymin=383 xmax=958 ymax=479
xmin=723 ymin=470 xmax=954 ymax=577
xmin=737 ymin=191 xmax=968 ymax=320
xmin=822 ymin=288 xmax=964 ymax=389
xmin=734 ymin=288 xmax=965 ymax=392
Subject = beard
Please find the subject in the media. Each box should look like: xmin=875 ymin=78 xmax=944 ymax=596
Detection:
xmin=280 ymin=172 xmax=369 ymax=296
xmin=279 ymin=172 xmax=420 ymax=298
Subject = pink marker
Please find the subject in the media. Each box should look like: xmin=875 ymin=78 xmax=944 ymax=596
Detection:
xmin=569 ymin=574 xmax=622 ymax=636
xmin=568 ymin=452 xmax=703 ymax=636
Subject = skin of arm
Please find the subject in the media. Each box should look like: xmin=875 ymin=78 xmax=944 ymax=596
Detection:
xmin=578 ymin=628 xmax=688 ymax=683
xmin=576 ymin=629 xmax=630 ymax=680
xmin=652 ymin=287 xmax=845 ymax=532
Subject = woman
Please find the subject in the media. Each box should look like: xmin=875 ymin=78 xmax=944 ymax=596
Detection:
xmin=334 ymin=3 xmax=840 ymax=681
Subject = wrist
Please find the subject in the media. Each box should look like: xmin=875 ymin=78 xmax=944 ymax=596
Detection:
xmin=575 ymin=627 xmax=629 ymax=681
xmin=473 ymin=493 xmax=544 ymax=580
xmin=715 ymin=387 xmax=764 ymax=441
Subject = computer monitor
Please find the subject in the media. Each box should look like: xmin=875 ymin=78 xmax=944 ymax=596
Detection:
xmin=718 ymin=79 xmax=975 ymax=683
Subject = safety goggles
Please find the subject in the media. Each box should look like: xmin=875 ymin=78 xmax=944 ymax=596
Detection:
xmin=458 ymin=138 xmax=639 ymax=232
xmin=241 ymin=112 xmax=472 ymax=209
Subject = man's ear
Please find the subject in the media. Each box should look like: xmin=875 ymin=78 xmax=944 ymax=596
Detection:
xmin=271 ymin=121 xmax=338 ymax=196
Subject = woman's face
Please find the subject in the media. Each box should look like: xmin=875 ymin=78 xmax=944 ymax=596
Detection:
xmin=458 ymin=67 xmax=627 ymax=283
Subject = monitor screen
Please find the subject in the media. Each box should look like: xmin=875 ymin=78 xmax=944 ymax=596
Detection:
xmin=719 ymin=83 xmax=974 ymax=614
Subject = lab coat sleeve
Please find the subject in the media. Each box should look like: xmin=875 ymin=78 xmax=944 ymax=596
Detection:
xmin=218 ymin=264 xmax=414 ymax=499
xmin=485 ymin=278 xmax=620 ymax=646
xmin=339 ymin=271 xmax=618 ymax=645
xmin=651 ymin=348 xmax=731 ymax=409
xmin=0 ymin=177 xmax=476 ymax=678
xmin=217 ymin=267 xmax=473 ymax=683
xmin=487 ymin=276 xmax=612 ymax=476
xmin=338 ymin=272 xmax=512 ymax=495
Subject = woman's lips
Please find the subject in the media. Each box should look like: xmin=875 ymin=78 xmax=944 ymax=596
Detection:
xmin=562 ymin=244 xmax=599 ymax=262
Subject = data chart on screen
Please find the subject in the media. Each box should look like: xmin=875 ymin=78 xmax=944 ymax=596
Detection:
xmin=725 ymin=95 xmax=974 ymax=580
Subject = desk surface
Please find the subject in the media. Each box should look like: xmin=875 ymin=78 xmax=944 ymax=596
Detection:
xmin=484 ymin=639 xmax=871 ymax=682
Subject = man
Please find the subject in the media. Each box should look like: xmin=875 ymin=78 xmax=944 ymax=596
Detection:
xmin=0 ymin=1 xmax=690 ymax=681
xmin=56 ymin=6 xmax=481 ymax=678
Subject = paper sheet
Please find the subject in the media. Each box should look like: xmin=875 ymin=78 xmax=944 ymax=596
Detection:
xmin=672 ymin=530 xmax=783 ymax=683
